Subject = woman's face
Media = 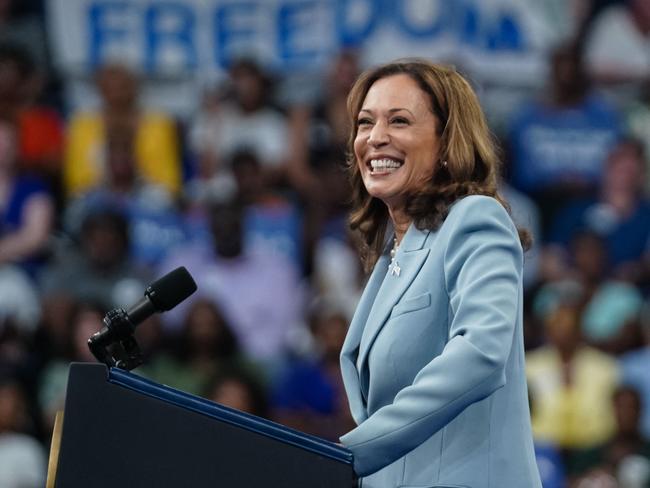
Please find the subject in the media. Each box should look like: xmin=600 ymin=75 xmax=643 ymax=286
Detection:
xmin=354 ymin=74 xmax=440 ymax=212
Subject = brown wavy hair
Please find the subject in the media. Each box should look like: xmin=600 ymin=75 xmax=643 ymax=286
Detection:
xmin=346 ymin=59 xmax=531 ymax=271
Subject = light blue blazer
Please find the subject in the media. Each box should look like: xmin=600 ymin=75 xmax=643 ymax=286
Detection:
xmin=340 ymin=196 xmax=542 ymax=488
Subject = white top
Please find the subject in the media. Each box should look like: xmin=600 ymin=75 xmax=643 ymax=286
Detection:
xmin=0 ymin=433 xmax=47 ymax=488
xmin=585 ymin=5 xmax=650 ymax=79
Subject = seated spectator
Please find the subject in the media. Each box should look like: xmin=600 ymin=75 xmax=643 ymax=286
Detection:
xmin=271 ymin=304 xmax=355 ymax=441
xmin=548 ymin=138 xmax=650 ymax=283
xmin=63 ymin=62 xmax=181 ymax=200
xmin=159 ymin=198 xmax=304 ymax=374
xmin=536 ymin=231 xmax=644 ymax=353
xmin=569 ymin=386 xmax=650 ymax=486
xmin=232 ymin=150 xmax=303 ymax=270
xmin=187 ymin=58 xmax=289 ymax=200
xmin=38 ymin=301 xmax=105 ymax=433
xmin=0 ymin=121 xmax=54 ymax=277
xmin=508 ymin=42 xmax=621 ymax=231
xmin=64 ymin=125 xmax=186 ymax=269
xmin=527 ymin=302 xmax=619 ymax=449
xmin=0 ymin=43 xmax=63 ymax=202
xmin=620 ymin=305 xmax=650 ymax=439
xmin=0 ymin=377 xmax=46 ymax=488
xmin=205 ymin=367 xmax=269 ymax=419
xmin=39 ymin=209 xmax=150 ymax=311
xmin=141 ymin=299 xmax=256 ymax=397
xmin=584 ymin=0 xmax=650 ymax=86
xmin=181 ymin=150 xmax=304 ymax=270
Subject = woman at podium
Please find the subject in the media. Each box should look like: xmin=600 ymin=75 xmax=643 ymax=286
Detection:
xmin=338 ymin=59 xmax=542 ymax=487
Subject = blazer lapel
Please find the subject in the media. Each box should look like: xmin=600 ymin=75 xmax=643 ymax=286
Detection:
xmin=340 ymin=253 xmax=389 ymax=424
xmin=356 ymin=224 xmax=430 ymax=376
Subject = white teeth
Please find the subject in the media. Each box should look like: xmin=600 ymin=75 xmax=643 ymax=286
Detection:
xmin=370 ymin=158 xmax=403 ymax=171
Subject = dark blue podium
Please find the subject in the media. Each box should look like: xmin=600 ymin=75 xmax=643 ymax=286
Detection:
xmin=53 ymin=363 xmax=356 ymax=487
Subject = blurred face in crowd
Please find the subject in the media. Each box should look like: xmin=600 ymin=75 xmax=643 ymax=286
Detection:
xmin=630 ymin=0 xmax=650 ymax=31
xmin=0 ymin=58 xmax=21 ymax=107
xmin=312 ymin=312 xmax=348 ymax=360
xmin=550 ymin=45 xmax=587 ymax=103
xmin=209 ymin=378 xmax=255 ymax=414
xmin=544 ymin=304 xmax=582 ymax=354
xmin=329 ymin=51 xmax=359 ymax=96
xmin=210 ymin=202 xmax=244 ymax=259
xmin=604 ymin=141 xmax=646 ymax=195
xmin=0 ymin=382 xmax=25 ymax=433
xmin=230 ymin=62 xmax=266 ymax=112
xmin=571 ymin=232 xmax=607 ymax=282
xmin=354 ymin=74 xmax=440 ymax=214
xmin=82 ymin=215 xmax=129 ymax=269
xmin=613 ymin=388 xmax=641 ymax=436
xmin=97 ymin=64 xmax=138 ymax=110
xmin=184 ymin=299 xmax=234 ymax=357
xmin=72 ymin=307 xmax=104 ymax=361
xmin=0 ymin=121 xmax=15 ymax=172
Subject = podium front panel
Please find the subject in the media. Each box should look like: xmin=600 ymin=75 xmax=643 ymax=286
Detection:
xmin=55 ymin=363 xmax=355 ymax=488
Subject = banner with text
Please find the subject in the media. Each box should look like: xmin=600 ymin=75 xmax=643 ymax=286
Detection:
xmin=47 ymin=0 xmax=559 ymax=84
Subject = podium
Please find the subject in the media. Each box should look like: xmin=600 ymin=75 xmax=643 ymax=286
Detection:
xmin=51 ymin=363 xmax=356 ymax=487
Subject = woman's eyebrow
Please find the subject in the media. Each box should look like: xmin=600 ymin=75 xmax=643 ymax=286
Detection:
xmin=359 ymin=108 xmax=415 ymax=116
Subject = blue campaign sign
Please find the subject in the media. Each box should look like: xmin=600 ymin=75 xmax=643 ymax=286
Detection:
xmin=50 ymin=0 xmax=544 ymax=79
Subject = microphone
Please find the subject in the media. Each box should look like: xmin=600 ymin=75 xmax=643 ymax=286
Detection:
xmin=88 ymin=266 xmax=197 ymax=369
xmin=126 ymin=266 xmax=198 ymax=326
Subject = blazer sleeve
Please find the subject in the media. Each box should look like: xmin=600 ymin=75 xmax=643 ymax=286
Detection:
xmin=340 ymin=196 xmax=524 ymax=476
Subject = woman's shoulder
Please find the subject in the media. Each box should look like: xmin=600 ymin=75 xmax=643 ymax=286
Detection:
xmin=442 ymin=195 xmax=519 ymax=240
xmin=448 ymin=194 xmax=510 ymax=220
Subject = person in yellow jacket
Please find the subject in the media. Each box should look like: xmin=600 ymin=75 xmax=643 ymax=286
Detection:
xmin=64 ymin=63 xmax=181 ymax=200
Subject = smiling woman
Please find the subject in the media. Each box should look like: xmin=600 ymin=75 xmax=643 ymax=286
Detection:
xmin=338 ymin=60 xmax=541 ymax=488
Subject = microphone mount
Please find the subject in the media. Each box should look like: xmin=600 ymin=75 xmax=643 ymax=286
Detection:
xmin=88 ymin=308 xmax=143 ymax=371
xmin=87 ymin=266 xmax=197 ymax=371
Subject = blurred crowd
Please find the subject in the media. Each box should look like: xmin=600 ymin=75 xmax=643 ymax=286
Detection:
xmin=0 ymin=0 xmax=649 ymax=487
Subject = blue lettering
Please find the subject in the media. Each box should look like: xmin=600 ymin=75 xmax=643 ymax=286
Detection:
xmin=88 ymin=1 xmax=131 ymax=69
xmin=335 ymin=0 xmax=380 ymax=47
xmin=485 ymin=13 xmax=522 ymax=50
xmin=214 ymin=2 xmax=259 ymax=68
xmin=278 ymin=2 xmax=324 ymax=67
xmin=459 ymin=4 xmax=479 ymax=46
xmin=394 ymin=0 xmax=446 ymax=39
xmin=144 ymin=2 xmax=197 ymax=72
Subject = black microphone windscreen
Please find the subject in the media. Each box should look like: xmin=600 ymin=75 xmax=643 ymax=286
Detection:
xmin=146 ymin=267 xmax=197 ymax=312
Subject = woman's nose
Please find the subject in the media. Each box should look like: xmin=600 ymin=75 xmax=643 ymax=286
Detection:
xmin=367 ymin=121 xmax=389 ymax=147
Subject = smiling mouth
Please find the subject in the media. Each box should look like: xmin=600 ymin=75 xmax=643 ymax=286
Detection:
xmin=368 ymin=158 xmax=404 ymax=174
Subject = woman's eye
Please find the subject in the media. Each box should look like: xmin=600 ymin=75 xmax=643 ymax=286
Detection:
xmin=357 ymin=118 xmax=373 ymax=126
xmin=391 ymin=117 xmax=409 ymax=125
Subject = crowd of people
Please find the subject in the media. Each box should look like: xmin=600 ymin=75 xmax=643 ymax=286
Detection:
xmin=0 ymin=0 xmax=649 ymax=487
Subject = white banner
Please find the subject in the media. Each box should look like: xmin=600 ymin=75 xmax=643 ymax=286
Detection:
xmin=47 ymin=0 xmax=559 ymax=82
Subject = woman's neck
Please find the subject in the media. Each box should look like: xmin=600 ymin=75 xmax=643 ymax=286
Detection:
xmin=389 ymin=207 xmax=411 ymax=245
